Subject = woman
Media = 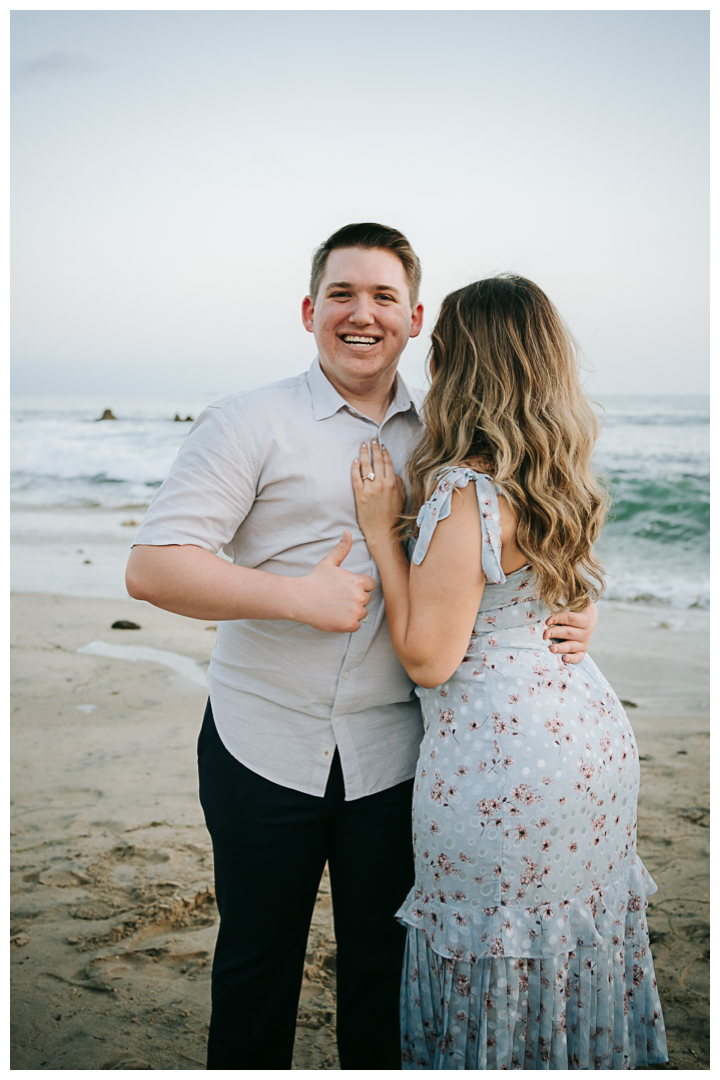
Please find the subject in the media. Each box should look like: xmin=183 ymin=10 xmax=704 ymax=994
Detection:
xmin=351 ymin=276 xmax=667 ymax=1070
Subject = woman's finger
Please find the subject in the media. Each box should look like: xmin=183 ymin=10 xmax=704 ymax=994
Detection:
xmin=370 ymin=438 xmax=385 ymax=479
xmin=359 ymin=441 xmax=373 ymax=480
xmin=351 ymin=456 xmax=363 ymax=491
xmin=380 ymin=442 xmax=396 ymax=481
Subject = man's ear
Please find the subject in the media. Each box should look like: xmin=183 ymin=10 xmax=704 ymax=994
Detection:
xmin=409 ymin=303 xmax=424 ymax=339
xmin=301 ymin=295 xmax=315 ymax=333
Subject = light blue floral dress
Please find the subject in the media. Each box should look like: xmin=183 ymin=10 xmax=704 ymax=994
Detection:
xmin=397 ymin=468 xmax=667 ymax=1070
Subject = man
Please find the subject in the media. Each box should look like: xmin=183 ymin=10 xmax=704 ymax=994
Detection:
xmin=126 ymin=223 xmax=597 ymax=1069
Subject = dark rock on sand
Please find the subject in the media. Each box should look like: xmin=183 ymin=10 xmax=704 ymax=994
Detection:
xmin=96 ymin=409 xmax=118 ymax=421
xmin=174 ymin=415 xmax=194 ymax=422
xmin=111 ymin=620 xmax=141 ymax=630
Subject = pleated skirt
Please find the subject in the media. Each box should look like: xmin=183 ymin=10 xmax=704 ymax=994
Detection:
xmin=400 ymin=927 xmax=668 ymax=1069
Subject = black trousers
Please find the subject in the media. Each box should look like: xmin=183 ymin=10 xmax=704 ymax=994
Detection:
xmin=197 ymin=700 xmax=415 ymax=1070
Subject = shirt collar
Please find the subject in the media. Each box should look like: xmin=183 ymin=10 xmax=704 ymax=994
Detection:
xmin=307 ymin=355 xmax=420 ymax=422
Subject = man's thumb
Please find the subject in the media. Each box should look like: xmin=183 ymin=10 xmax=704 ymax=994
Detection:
xmin=322 ymin=530 xmax=352 ymax=567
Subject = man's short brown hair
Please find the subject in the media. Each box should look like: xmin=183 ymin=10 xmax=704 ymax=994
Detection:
xmin=309 ymin=223 xmax=422 ymax=307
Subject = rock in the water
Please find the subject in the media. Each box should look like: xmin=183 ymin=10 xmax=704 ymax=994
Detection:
xmin=174 ymin=414 xmax=194 ymax=422
xmin=111 ymin=620 xmax=141 ymax=630
xmin=97 ymin=409 xmax=118 ymax=421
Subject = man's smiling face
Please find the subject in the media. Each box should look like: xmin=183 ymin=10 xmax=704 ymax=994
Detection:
xmin=301 ymin=247 xmax=423 ymax=397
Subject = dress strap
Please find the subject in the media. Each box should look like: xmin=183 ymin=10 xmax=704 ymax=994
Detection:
xmin=411 ymin=467 xmax=506 ymax=584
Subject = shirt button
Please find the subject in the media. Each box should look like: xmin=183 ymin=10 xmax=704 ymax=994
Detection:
xmin=322 ymin=748 xmax=331 ymax=758
xmin=342 ymin=672 xmax=349 ymax=680
xmin=334 ymin=717 xmax=341 ymax=725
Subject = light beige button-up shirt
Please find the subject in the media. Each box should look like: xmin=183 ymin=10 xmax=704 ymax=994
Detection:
xmin=134 ymin=358 xmax=426 ymax=799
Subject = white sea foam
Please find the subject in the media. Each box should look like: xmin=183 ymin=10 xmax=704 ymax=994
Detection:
xmin=11 ymin=393 xmax=709 ymax=609
xmin=77 ymin=641 xmax=208 ymax=687
xmin=601 ymin=565 xmax=709 ymax=610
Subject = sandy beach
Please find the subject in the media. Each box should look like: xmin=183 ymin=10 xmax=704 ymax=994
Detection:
xmin=11 ymin=592 xmax=709 ymax=1070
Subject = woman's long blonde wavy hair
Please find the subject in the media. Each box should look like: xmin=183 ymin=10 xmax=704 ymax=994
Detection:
xmin=400 ymin=275 xmax=609 ymax=612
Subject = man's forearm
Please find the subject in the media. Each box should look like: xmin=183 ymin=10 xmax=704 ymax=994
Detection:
xmin=126 ymin=539 xmax=375 ymax=633
xmin=126 ymin=544 xmax=305 ymax=621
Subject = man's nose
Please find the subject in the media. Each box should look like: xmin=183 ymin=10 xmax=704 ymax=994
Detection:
xmin=348 ymin=298 xmax=374 ymax=325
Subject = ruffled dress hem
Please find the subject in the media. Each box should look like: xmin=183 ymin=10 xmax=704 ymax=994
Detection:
xmin=397 ymin=857 xmax=668 ymax=1070
xmin=396 ymin=856 xmax=655 ymax=963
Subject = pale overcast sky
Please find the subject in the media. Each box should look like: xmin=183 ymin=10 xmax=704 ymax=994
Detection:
xmin=11 ymin=9 xmax=708 ymax=397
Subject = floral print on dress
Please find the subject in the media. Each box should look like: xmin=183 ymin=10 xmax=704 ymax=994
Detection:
xmin=398 ymin=469 xmax=667 ymax=1070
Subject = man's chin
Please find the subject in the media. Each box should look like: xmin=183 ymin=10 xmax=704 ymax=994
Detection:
xmin=337 ymin=344 xmax=384 ymax=362
xmin=319 ymin=353 xmax=402 ymax=389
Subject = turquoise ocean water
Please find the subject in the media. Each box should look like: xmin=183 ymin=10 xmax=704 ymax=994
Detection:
xmin=10 ymin=393 xmax=709 ymax=609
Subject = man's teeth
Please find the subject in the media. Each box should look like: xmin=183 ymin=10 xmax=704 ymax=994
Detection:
xmin=342 ymin=336 xmax=379 ymax=344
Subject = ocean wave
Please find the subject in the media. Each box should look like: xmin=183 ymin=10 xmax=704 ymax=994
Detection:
xmin=10 ymin=419 xmax=187 ymax=486
xmin=10 ymin=474 xmax=159 ymax=510
xmin=604 ymin=475 xmax=709 ymax=544
xmin=593 ymin=395 xmax=709 ymax=428
xmin=600 ymin=412 xmax=709 ymax=427
xmin=601 ymin=571 xmax=709 ymax=611
xmin=10 ymin=393 xmax=709 ymax=609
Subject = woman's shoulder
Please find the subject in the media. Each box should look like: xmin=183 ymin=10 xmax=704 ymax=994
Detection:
xmin=430 ymin=463 xmax=498 ymax=499
xmin=415 ymin=463 xmax=501 ymax=537
xmin=413 ymin=464 xmax=506 ymax=582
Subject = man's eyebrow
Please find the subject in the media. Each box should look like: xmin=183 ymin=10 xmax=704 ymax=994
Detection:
xmin=324 ymin=281 xmax=400 ymax=293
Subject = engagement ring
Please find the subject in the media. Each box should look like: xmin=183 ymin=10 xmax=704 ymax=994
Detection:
xmin=361 ymin=471 xmax=375 ymax=482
